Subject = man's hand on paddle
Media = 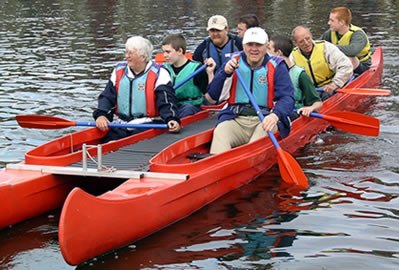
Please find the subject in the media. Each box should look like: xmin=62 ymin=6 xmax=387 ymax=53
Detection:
xmin=323 ymin=83 xmax=337 ymax=93
xmin=224 ymin=58 xmax=239 ymax=74
xmin=297 ymin=106 xmax=313 ymax=117
xmin=262 ymin=113 xmax=279 ymax=132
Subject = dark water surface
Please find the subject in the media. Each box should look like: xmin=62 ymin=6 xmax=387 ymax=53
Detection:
xmin=1 ymin=0 xmax=398 ymax=269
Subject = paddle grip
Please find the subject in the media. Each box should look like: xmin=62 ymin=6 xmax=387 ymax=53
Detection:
xmin=316 ymin=87 xmax=338 ymax=94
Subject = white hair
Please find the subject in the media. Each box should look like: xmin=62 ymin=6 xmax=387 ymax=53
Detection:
xmin=125 ymin=36 xmax=153 ymax=61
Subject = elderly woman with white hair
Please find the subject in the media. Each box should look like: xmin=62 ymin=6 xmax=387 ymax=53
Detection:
xmin=93 ymin=36 xmax=181 ymax=142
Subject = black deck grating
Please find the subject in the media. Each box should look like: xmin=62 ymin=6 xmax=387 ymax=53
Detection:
xmin=71 ymin=114 xmax=217 ymax=170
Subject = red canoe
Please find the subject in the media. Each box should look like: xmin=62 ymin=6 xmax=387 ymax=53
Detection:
xmin=0 ymin=108 xmax=218 ymax=230
xmin=58 ymin=47 xmax=384 ymax=265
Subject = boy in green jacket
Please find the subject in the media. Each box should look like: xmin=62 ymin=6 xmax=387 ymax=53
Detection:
xmin=161 ymin=33 xmax=216 ymax=118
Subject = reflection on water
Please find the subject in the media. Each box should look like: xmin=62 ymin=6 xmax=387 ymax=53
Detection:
xmin=68 ymin=167 xmax=398 ymax=270
xmin=1 ymin=0 xmax=399 ymax=269
xmin=0 ymin=211 xmax=71 ymax=270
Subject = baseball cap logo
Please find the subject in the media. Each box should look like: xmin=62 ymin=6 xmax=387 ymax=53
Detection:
xmin=207 ymin=15 xmax=228 ymax=31
xmin=243 ymin=27 xmax=269 ymax=44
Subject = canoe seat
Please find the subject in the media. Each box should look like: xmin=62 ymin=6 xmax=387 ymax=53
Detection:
xmin=186 ymin=152 xmax=214 ymax=161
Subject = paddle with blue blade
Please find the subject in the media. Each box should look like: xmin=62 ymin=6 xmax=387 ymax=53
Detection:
xmin=16 ymin=115 xmax=168 ymax=129
xmin=235 ymin=69 xmax=309 ymax=188
xmin=306 ymin=111 xmax=380 ymax=136
xmin=316 ymin=87 xmax=391 ymax=96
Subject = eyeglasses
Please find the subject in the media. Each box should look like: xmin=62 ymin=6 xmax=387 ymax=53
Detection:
xmin=296 ymin=36 xmax=312 ymax=46
xmin=125 ymin=50 xmax=134 ymax=56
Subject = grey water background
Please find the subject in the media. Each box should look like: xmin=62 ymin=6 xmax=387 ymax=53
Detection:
xmin=0 ymin=0 xmax=398 ymax=269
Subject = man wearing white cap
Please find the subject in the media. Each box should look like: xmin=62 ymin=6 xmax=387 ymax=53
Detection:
xmin=193 ymin=15 xmax=242 ymax=75
xmin=206 ymin=27 xmax=295 ymax=154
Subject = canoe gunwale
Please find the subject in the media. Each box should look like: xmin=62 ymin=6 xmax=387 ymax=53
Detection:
xmin=148 ymin=47 xmax=384 ymax=175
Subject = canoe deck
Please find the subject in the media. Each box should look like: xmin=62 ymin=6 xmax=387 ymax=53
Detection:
xmin=71 ymin=113 xmax=218 ymax=171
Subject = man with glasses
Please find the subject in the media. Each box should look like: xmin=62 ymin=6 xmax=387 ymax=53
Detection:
xmin=290 ymin=25 xmax=353 ymax=100
xmin=236 ymin=14 xmax=260 ymax=38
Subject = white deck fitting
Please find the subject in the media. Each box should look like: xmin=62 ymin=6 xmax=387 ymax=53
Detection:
xmin=6 ymin=163 xmax=189 ymax=180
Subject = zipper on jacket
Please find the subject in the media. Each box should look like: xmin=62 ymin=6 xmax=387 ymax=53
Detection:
xmin=250 ymin=69 xmax=254 ymax=93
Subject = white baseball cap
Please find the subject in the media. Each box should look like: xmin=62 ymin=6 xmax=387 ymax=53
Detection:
xmin=207 ymin=15 xmax=228 ymax=31
xmin=243 ymin=27 xmax=269 ymax=44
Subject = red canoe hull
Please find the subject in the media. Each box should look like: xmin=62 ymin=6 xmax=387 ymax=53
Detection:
xmin=0 ymin=110 xmax=212 ymax=230
xmin=59 ymin=47 xmax=384 ymax=265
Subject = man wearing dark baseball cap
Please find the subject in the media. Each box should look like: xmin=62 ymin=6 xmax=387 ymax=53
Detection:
xmin=193 ymin=15 xmax=243 ymax=81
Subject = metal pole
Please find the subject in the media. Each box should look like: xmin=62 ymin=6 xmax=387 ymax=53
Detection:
xmin=97 ymin=144 xmax=102 ymax=171
xmin=82 ymin=143 xmax=87 ymax=171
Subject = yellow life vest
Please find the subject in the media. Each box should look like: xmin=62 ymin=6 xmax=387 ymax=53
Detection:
xmin=291 ymin=41 xmax=334 ymax=87
xmin=330 ymin=24 xmax=371 ymax=63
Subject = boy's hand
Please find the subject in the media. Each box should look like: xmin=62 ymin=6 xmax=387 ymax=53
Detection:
xmin=205 ymin=58 xmax=216 ymax=73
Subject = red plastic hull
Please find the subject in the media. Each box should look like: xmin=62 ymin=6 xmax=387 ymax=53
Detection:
xmin=0 ymin=110 xmax=212 ymax=230
xmin=58 ymin=47 xmax=383 ymax=265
